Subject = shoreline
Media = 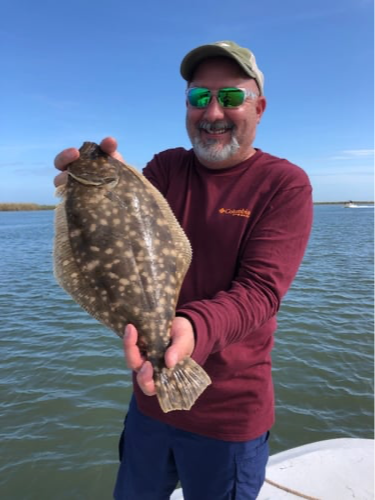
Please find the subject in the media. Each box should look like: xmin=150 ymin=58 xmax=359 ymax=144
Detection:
xmin=0 ymin=203 xmax=56 ymax=211
xmin=0 ymin=201 xmax=374 ymax=212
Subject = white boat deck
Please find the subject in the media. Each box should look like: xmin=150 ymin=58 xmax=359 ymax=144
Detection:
xmin=170 ymin=438 xmax=374 ymax=500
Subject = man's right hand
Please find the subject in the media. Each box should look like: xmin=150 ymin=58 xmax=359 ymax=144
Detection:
xmin=123 ymin=317 xmax=196 ymax=397
xmin=53 ymin=136 xmax=124 ymax=187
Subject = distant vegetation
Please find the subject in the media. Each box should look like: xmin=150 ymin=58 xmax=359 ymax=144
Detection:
xmin=0 ymin=201 xmax=373 ymax=212
xmin=0 ymin=203 xmax=56 ymax=211
xmin=314 ymin=201 xmax=374 ymax=205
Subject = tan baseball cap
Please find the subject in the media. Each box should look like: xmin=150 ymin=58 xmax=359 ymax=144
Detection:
xmin=180 ymin=40 xmax=264 ymax=95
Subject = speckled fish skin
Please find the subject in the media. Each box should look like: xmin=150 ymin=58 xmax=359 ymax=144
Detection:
xmin=54 ymin=142 xmax=211 ymax=412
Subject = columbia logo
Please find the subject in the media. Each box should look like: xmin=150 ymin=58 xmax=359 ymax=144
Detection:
xmin=219 ymin=208 xmax=251 ymax=218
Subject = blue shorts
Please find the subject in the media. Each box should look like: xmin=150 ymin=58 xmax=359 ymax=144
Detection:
xmin=113 ymin=397 xmax=269 ymax=500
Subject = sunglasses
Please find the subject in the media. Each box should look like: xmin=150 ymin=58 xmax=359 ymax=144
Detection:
xmin=186 ymin=87 xmax=258 ymax=109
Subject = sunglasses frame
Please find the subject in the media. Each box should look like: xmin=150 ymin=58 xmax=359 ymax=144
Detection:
xmin=186 ymin=87 xmax=259 ymax=109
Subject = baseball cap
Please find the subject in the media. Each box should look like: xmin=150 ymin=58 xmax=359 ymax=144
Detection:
xmin=180 ymin=40 xmax=264 ymax=95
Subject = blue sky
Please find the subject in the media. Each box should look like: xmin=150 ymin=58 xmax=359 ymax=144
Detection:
xmin=1 ymin=0 xmax=373 ymax=203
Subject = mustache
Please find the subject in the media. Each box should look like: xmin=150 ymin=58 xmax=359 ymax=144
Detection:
xmin=198 ymin=120 xmax=235 ymax=132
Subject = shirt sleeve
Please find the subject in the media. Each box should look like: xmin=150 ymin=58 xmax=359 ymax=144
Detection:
xmin=177 ymin=183 xmax=313 ymax=366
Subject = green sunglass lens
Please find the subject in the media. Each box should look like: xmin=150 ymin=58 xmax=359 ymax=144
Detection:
xmin=187 ymin=88 xmax=246 ymax=108
xmin=188 ymin=88 xmax=211 ymax=108
xmin=217 ymin=88 xmax=245 ymax=107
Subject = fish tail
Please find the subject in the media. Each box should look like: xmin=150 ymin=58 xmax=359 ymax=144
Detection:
xmin=155 ymin=358 xmax=211 ymax=413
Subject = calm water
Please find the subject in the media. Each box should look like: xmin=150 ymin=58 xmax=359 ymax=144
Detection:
xmin=0 ymin=206 xmax=373 ymax=499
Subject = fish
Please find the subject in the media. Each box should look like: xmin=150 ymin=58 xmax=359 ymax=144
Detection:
xmin=53 ymin=142 xmax=211 ymax=412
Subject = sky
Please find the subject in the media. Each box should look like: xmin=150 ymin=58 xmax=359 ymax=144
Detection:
xmin=0 ymin=0 xmax=373 ymax=204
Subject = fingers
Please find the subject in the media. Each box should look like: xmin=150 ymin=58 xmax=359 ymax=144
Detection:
xmin=165 ymin=317 xmax=195 ymax=369
xmin=122 ymin=318 xmax=196 ymax=397
xmin=54 ymin=147 xmax=80 ymax=171
xmin=137 ymin=361 xmax=156 ymax=396
xmin=54 ymin=171 xmax=68 ymax=188
xmin=123 ymin=324 xmax=144 ymax=372
xmin=123 ymin=324 xmax=156 ymax=396
xmin=54 ymin=138 xmax=123 ymax=173
xmin=100 ymin=137 xmax=125 ymax=163
xmin=53 ymin=137 xmax=124 ymax=190
xmin=99 ymin=137 xmax=118 ymax=155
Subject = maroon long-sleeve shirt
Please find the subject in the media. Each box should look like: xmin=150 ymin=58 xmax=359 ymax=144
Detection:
xmin=133 ymin=147 xmax=313 ymax=441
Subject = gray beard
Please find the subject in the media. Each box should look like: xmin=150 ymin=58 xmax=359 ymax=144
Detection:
xmin=191 ymin=135 xmax=240 ymax=163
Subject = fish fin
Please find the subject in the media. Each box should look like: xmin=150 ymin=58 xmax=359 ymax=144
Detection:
xmin=54 ymin=200 xmax=124 ymax=336
xmin=155 ymin=357 xmax=211 ymax=412
xmin=55 ymin=185 xmax=67 ymax=198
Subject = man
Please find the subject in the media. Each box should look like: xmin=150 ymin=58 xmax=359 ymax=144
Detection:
xmin=54 ymin=41 xmax=313 ymax=500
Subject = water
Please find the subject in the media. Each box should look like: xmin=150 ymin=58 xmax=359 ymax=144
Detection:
xmin=0 ymin=206 xmax=373 ymax=499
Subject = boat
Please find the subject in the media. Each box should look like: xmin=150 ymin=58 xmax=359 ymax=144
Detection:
xmin=344 ymin=201 xmax=374 ymax=208
xmin=170 ymin=438 xmax=374 ymax=500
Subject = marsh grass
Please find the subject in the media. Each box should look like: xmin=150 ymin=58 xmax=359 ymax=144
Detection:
xmin=0 ymin=203 xmax=56 ymax=211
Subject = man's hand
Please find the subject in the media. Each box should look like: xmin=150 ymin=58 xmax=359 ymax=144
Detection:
xmin=123 ymin=317 xmax=195 ymax=396
xmin=53 ymin=137 xmax=124 ymax=187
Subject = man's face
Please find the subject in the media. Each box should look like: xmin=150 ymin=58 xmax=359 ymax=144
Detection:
xmin=186 ymin=57 xmax=266 ymax=169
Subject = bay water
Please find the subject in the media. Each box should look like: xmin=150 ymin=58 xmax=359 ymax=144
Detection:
xmin=0 ymin=205 xmax=373 ymax=499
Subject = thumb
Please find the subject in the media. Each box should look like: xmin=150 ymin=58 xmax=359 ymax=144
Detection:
xmin=165 ymin=317 xmax=195 ymax=369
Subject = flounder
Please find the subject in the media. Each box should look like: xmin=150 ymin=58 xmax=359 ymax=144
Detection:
xmin=54 ymin=142 xmax=211 ymax=412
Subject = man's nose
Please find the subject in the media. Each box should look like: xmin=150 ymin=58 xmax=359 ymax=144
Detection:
xmin=202 ymin=96 xmax=226 ymax=121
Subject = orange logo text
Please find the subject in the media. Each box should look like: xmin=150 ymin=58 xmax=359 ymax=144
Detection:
xmin=219 ymin=208 xmax=251 ymax=218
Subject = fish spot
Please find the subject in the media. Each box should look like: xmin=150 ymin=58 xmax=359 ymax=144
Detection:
xmin=85 ymin=260 xmax=100 ymax=271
